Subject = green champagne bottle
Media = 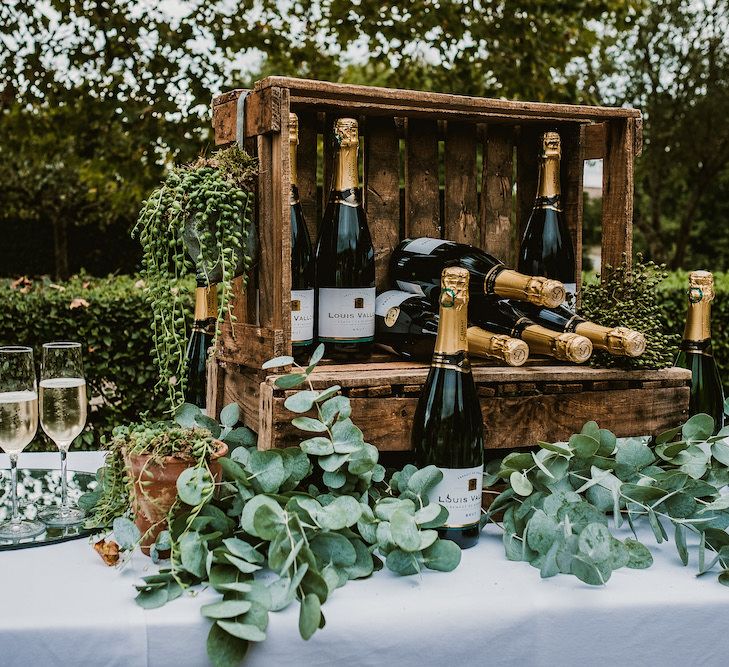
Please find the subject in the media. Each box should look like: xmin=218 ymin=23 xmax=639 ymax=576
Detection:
xmin=675 ymin=271 xmax=724 ymax=434
xmin=184 ymin=283 xmax=218 ymax=409
xmin=412 ymin=267 xmax=484 ymax=549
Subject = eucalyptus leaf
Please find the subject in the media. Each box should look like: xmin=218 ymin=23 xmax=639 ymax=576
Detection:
xmin=571 ymin=555 xmax=611 ymax=585
xmin=422 ymin=540 xmax=462 ymax=572
xmin=262 ymin=356 xmax=294 ymax=370
xmin=320 ymin=395 xmax=352 ymax=425
xmin=285 ymin=391 xmax=320 ymax=414
xmin=240 ymin=495 xmax=285 ymax=540
xmin=113 ymin=517 xmax=141 ymax=549
xmin=298 ymin=593 xmax=321 ymax=640
xmin=569 ymin=434 xmax=600 ymax=458
xmin=248 ymin=450 xmax=286 ymax=493
xmin=135 ymin=587 xmax=169 ymax=609
xmin=220 ymin=403 xmax=241 ymax=427
xmin=207 ymin=620 xmax=250 ymax=667
xmin=510 ymin=471 xmax=533 ymax=497
xmin=217 ymin=621 xmax=266 ymax=642
xmin=390 ymin=509 xmax=422 ymax=552
xmin=177 ymin=466 xmax=213 ymax=506
xmin=682 ymin=413 xmax=715 ymax=442
xmin=274 ymin=373 xmax=308 ymax=389
xmin=386 ymin=548 xmax=420 ymax=575
xmin=300 ymin=436 xmax=334 ymax=455
xmin=577 ymin=523 xmax=612 ymax=563
xmin=201 ymin=599 xmax=253 ymax=619
xmin=711 ymin=439 xmax=729 ymax=467
xmin=322 ymin=471 xmax=346 ymax=489
xmin=175 ymin=403 xmax=202 ymax=428
xmin=308 ymin=344 xmax=325 ymax=368
xmin=624 ymin=539 xmax=653 ymax=569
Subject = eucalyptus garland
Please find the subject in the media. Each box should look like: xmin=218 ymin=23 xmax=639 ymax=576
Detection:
xmin=580 ymin=253 xmax=679 ymax=369
xmin=132 ymin=145 xmax=257 ymax=411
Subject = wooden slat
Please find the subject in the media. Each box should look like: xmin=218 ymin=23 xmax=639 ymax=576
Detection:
xmin=364 ymin=116 xmax=401 ymax=290
xmin=516 ymin=124 xmax=545 ymax=241
xmin=584 ymin=123 xmax=606 ymax=160
xmin=220 ymin=365 xmax=264 ymax=433
xmin=217 ymin=322 xmax=287 ymax=367
xmin=444 ymin=122 xmax=479 ymax=245
xmin=205 ymin=358 xmax=226 ymax=419
xmin=212 ymin=98 xmax=237 ymax=145
xmin=322 ymin=112 xmax=337 ymax=209
xmin=405 ymin=118 xmax=440 ymax=238
xmin=601 ymin=118 xmax=635 ymax=273
xmin=295 ymin=110 xmax=319 ymax=244
xmin=252 ymin=77 xmax=642 ymax=121
xmin=259 ymin=385 xmax=689 ymax=450
xmin=266 ymin=363 xmax=691 ymax=390
xmin=481 ymin=125 xmax=515 ymax=264
xmin=561 ymin=124 xmax=585 ymax=296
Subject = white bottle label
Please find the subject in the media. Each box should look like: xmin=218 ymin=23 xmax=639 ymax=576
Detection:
xmin=291 ymin=289 xmax=315 ymax=344
xmin=375 ymin=290 xmax=415 ymax=316
xmin=403 ymin=237 xmax=449 ymax=254
xmin=395 ymin=280 xmax=425 ymax=296
xmin=431 ymin=465 xmax=484 ymax=528
xmin=318 ymin=287 xmax=375 ymax=342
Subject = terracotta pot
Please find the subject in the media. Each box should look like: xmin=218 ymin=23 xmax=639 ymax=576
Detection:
xmin=124 ymin=439 xmax=228 ymax=556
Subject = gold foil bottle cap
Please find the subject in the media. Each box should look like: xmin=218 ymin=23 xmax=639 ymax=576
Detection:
xmin=289 ymin=113 xmax=299 ymax=144
xmin=494 ymin=335 xmax=529 ymax=367
xmin=440 ymin=266 xmax=470 ymax=309
xmin=525 ymin=276 xmax=566 ymax=308
xmin=542 ymin=131 xmax=561 ymax=158
xmin=605 ymin=327 xmax=646 ymax=357
xmin=554 ymin=333 xmax=592 ymax=363
xmin=688 ymin=270 xmax=714 ymax=302
xmin=334 ymin=118 xmax=359 ymax=148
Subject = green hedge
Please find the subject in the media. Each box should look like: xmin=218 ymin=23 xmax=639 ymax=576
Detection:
xmin=1 ymin=272 xmax=726 ymax=451
xmin=0 ymin=275 xmax=191 ymax=451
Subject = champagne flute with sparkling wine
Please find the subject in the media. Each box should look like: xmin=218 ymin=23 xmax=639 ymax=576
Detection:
xmin=0 ymin=346 xmax=45 ymax=539
xmin=38 ymin=342 xmax=87 ymax=526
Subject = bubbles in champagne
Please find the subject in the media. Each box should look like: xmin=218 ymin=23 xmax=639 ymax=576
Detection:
xmin=39 ymin=378 xmax=87 ymax=448
xmin=0 ymin=391 xmax=38 ymax=454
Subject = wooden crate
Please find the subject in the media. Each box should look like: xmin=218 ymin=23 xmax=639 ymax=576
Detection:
xmin=207 ymin=76 xmax=689 ymax=450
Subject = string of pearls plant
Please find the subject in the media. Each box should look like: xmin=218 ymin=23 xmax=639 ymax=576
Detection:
xmin=132 ymin=146 xmax=257 ymax=411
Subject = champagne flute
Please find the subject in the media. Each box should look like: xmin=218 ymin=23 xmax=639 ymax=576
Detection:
xmin=38 ymin=342 xmax=87 ymax=526
xmin=0 ymin=346 xmax=45 ymax=539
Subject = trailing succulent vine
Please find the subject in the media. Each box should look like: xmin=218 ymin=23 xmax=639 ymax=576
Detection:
xmin=85 ymin=345 xmax=461 ymax=667
xmin=132 ymin=145 xmax=257 ymax=411
xmin=483 ymin=404 xmax=729 ymax=587
xmin=580 ymin=253 xmax=679 ymax=370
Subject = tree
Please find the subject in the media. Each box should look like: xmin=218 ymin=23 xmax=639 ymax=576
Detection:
xmin=599 ymin=0 xmax=729 ymax=269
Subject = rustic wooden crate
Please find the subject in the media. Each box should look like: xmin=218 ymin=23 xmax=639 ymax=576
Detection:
xmin=207 ymin=76 xmax=688 ymax=451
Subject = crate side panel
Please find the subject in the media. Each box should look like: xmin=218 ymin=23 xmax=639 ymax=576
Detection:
xmin=481 ymin=124 xmax=515 ymax=264
xmin=444 ymin=121 xmax=479 ymax=246
xmin=561 ymin=123 xmax=585 ymax=296
xmin=364 ymin=116 xmax=401 ymax=291
xmin=404 ymin=118 xmax=441 ymax=239
xmin=296 ymin=110 xmax=319 ymax=243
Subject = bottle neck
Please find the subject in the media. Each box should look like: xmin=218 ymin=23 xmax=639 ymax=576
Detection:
xmin=289 ymin=140 xmax=299 ymax=203
xmin=683 ymin=299 xmax=712 ymax=345
xmin=194 ymin=286 xmax=218 ymax=325
xmin=536 ymin=155 xmax=561 ymax=204
xmin=432 ymin=293 xmax=469 ymax=369
xmin=333 ymin=143 xmax=359 ymax=192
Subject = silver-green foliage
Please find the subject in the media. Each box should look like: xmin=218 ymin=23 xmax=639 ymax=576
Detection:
xmin=91 ymin=345 xmax=460 ymax=667
xmin=484 ymin=406 xmax=729 ymax=587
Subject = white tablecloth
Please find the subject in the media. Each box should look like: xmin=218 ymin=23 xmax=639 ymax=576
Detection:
xmin=2 ymin=452 xmax=729 ymax=666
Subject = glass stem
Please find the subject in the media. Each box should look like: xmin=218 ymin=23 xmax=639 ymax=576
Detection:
xmin=9 ymin=453 xmax=19 ymax=526
xmin=60 ymin=448 xmax=68 ymax=512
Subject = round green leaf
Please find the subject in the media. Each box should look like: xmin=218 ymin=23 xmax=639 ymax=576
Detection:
xmin=386 ymin=548 xmax=420 ymax=575
xmin=390 ymin=509 xmax=422 ymax=552
xmin=569 ymin=434 xmax=600 ymax=458
xmin=624 ymin=538 xmax=654 ymax=569
xmin=298 ymin=593 xmax=321 ymax=640
xmin=578 ymin=523 xmax=612 ymax=563
xmin=217 ymin=621 xmax=266 ymax=642
xmin=682 ymin=413 xmax=715 ymax=442
xmin=240 ymin=495 xmax=285 ymax=540
xmin=262 ymin=355 xmax=294 ymax=370
xmin=322 ymin=470 xmax=346 ymax=489
xmin=284 ymin=391 xmax=319 ymax=414
xmin=300 ymin=437 xmax=334 ymax=455
xmin=510 ymin=470 xmax=533 ymax=496
xmin=201 ymin=599 xmax=252 ymax=619
xmin=248 ymin=450 xmax=286 ymax=493
xmin=274 ymin=373 xmax=308 ymax=389
xmin=423 ymin=539 xmax=462 ymax=572
xmin=220 ymin=403 xmax=241 ymax=427
xmin=113 ymin=517 xmax=141 ymax=549
xmin=177 ymin=466 xmax=213 ymax=506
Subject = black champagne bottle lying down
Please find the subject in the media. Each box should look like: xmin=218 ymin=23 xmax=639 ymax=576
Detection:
xmin=412 ymin=267 xmax=484 ymax=549
xmin=315 ymin=118 xmax=375 ymax=360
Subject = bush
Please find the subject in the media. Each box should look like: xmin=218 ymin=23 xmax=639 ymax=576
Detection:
xmin=0 ymin=275 xmax=191 ymax=451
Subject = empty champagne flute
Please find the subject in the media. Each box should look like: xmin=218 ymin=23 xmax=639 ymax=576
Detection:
xmin=0 ymin=346 xmax=45 ymax=539
xmin=38 ymin=342 xmax=87 ymax=526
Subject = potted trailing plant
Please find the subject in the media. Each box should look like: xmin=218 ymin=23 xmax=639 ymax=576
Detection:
xmin=132 ymin=145 xmax=257 ymax=411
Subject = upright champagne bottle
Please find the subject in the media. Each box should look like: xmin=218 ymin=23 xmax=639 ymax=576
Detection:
xmin=315 ymin=118 xmax=375 ymax=359
xmin=675 ymin=271 xmax=724 ymax=433
xmin=375 ymin=290 xmax=529 ymax=365
xmin=518 ymin=132 xmax=577 ymax=301
xmin=185 ymin=283 xmax=218 ymax=408
xmin=412 ymin=267 xmax=484 ymax=549
xmin=391 ymin=237 xmax=565 ymax=308
xmin=289 ymin=113 xmax=315 ymax=360
xmin=469 ymin=295 xmax=592 ymax=363
xmin=516 ymin=302 xmax=646 ymax=357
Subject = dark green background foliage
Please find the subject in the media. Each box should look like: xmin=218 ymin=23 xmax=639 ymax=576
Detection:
xmin=0 ymin=276 xmax=191 ymax=450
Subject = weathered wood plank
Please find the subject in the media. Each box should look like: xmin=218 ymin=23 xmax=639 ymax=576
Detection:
xmin=212 ymin=98 xmax=238 ymax=145
xmin=481 ymin=125 xmax=515 ymax=264
xmin=220 ymin=365 xmax=264 ymax=433
xmin=602 ymin=118 xmax=635 ymax=273
xmin=405 ymin=118 xmax=440 ymax=238
xmin=294 ymin=110 xmax=319 ymax=244
xmin=561 ymin=124 xmax=585 ymax=296
xmin=444 ymin=122 xmax=479 ymax=246
xmin=322 ymin=112 xmax=337 ymax=209
xmin=516 ymin=124 xmax=545 ymax=240
xmin=217 ymin=322 xmax=287 ymax=367
xmin=584 ymin=123 xmax=606 ymax=160
xmin=206 ymin=358 xmax=226 ymax=419
xmin=364 ymin=116 xmax=401 ymax=290
xmin=258 ymin=386 xmax=689 ymax=450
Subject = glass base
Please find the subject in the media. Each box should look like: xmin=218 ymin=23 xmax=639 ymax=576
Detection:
xmin=38 ymin=505 xmax=86 ymax=527
xmin=0 ymin=519 xmax=46 ymax=540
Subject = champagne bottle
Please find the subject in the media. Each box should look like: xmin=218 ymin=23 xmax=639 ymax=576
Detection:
xmin=185 ymin=282 xmax=218 ymax=408
xmin=315 ymin=118 xmax=375 ymax=359
xmin=518 ymin=131 xmax=577 ymax=301
xmin=675 ymin=271 xmax=724 ymax=433
xmin=289 ymin=113 xmax=315 ymax=360
xmin=469 ymin=295 xmax=592 ymax=363
xmin=390 ymin=237 xmax=565 ymax=308
xmin=516 ymin=302 xmax=646 ymax=357
xmin=375 ymin=290 xmax=529 ymax=366
xmin=412 ymin=267 xmax=484 ymax=549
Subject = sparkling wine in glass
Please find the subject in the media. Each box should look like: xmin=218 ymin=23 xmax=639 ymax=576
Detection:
xmin=0 ymin=346 xmax=45 ymax=540
xmin=38 ymin=342 xmax=87 ymax=526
